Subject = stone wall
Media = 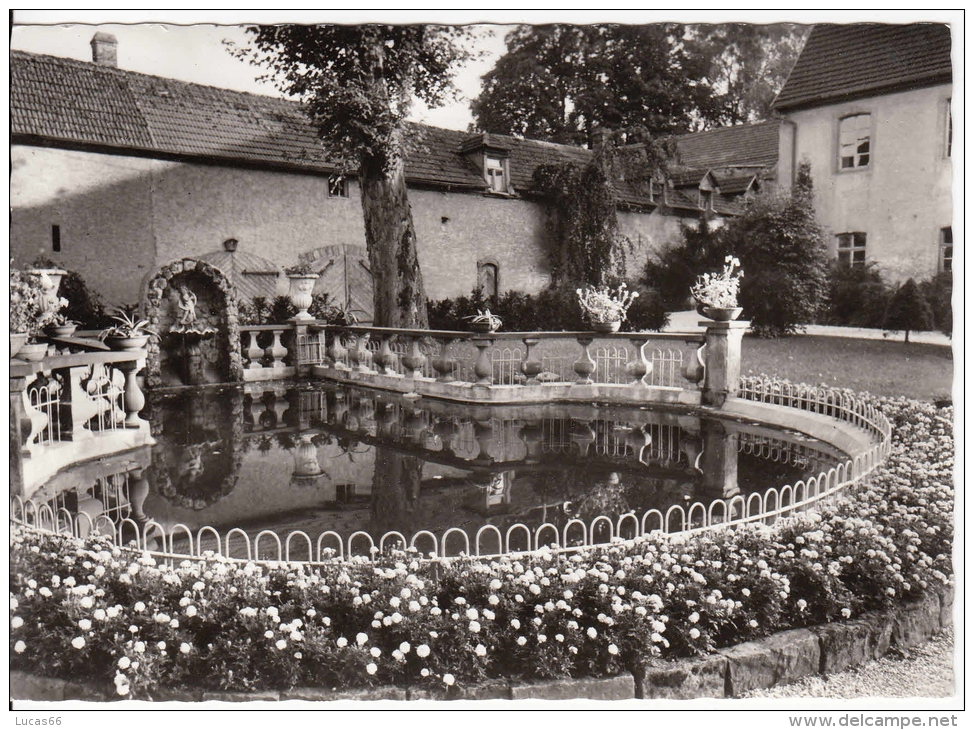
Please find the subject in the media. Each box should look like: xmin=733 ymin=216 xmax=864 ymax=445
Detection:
xmin=11 ymin=145 xmax=695 ymax=309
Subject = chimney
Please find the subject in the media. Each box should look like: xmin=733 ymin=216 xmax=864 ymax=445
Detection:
xmin=90 ymin=32 xmax=118 ymax=67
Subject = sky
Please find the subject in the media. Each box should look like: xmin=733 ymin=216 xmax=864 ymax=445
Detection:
xmin=10 ymin=10 xmax=961 ymax=133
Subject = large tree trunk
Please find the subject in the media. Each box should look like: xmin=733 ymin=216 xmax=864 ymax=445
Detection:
xmin=359 ymin=155 xmax=429 ymax=328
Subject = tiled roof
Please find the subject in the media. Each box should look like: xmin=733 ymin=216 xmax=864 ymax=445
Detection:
xmin=673 ymin=121 xmax=783 ymax=170
xmin=773 ymin=23 xmax=952 ymax=111
xmin=12 ymin=49 xmax=646 ymax=203
xmin=713 ymin=172 xmax=758 ymax=195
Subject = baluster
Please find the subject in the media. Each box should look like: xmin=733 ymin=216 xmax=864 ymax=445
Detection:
xmin=21 ymin=375 xmax=48 ymax=458
xmin=521 ymin=337 xmax=542 ymax=385
xmin=244 ymin=331 xmax=264 ymax=370
xmin=328 ymin=329 xmax=349 ymax=370
xmin=129 ymin=468 xmax=150 ymax=526
xmin=374 ymin=333 xmax=399 ymax=376
xmin=265 ymin=329 xmax=288 ymax=369
xmin=572 ymin=336 xmax=596 ymax=384
xmin=247 ymin=392 xmax=267 ymax=430
xmin=115 ymin=360 xmax=147 ymax=429
xmin=473 ymin=417 xmax=495 ymax=461
xmin=353 ymin=332 xmax=374 ymax=374
xmin=65 ymin=365 xmax=97 ymax=441
xmin=683 ymin=343 xmax=706 ymax=385
xmin=400 ymin=335 xmax=427 ymax=380
xmin=472 ymin=337 xmax=494 ymax=386
xmin=628 ymin=337 xmax=653 ymax=387
xmin=431 ymin=337 xmax=458 ymax=383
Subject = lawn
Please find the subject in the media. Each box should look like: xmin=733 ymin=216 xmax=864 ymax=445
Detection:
xmin=740 ymin=335 xmax=954 ymax=402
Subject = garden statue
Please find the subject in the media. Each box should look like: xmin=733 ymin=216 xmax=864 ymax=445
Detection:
xmin=175 ymin=286 xmax=198 ymax=328
xmin=168 ymin=284 xmax=217 ymax=385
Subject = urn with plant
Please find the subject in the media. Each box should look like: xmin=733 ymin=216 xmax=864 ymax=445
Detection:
xmin=99 ymin=309 xmax=156 ymax=351
xmin=285 ymin=262 xmax=320 ymax=321
xmin=465 ymin=309 xmax=503 ymax=333
xmin=576 ymin=283 xmax=639 ymax=333
xmin=691 ymin=255 xmax=744 ymax=321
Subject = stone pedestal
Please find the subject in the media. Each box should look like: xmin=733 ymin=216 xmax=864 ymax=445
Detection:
xmin=702 ymin=320 xmax=748 ymax=406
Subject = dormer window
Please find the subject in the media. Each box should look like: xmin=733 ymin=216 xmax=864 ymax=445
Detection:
xmin=485 ymin=156 xmax=508 ymax=193
xmin=459 ymin=133 xmax=512 ymax=195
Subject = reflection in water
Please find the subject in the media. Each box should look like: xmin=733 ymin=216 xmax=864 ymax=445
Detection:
xmin=35 ymin=381 xmax=847 ymax=552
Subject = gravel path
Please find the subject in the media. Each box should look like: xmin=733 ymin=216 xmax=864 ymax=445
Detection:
xmin=742 ymin=627 xmax=955 ymax=699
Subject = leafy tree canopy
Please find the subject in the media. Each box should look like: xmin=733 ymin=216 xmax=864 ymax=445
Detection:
xmin=472 ymin=23 xmax=808 ymax=145
xmin=471 ymin=24 xmax=716 ymax=146
xmin=234 ymin=24 xmax=475 ymax=172
xmin=688 ymin=23 xmax=809 ymax=126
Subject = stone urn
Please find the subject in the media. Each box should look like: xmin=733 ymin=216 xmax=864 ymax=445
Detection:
xmin=287 ymin=274 xmax=319 ymax=320
xmin=698 ymin=304 xmax=743 ymax=322
xmin=592 ymin=320 xmax=622 ymax=334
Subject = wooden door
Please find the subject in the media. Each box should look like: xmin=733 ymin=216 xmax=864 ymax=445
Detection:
xmin=314 ymin=245 xmax=374 ymax=324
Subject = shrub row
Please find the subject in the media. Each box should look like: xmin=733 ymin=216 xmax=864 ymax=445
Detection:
xmin=9 ymin=395 xmax=952 ymax=699
xmin=427 ymin=284 xmax=669 ymax=333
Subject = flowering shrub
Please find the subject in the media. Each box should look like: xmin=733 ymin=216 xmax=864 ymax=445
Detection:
xmin=690 ymin=255 xmax=743 ymax=309
xmin=576 ymin=283 xmax=639 ymax=323
xmin=9 ymin=395 xmax=952 ymax=699
xmin=10 ymin=268 xmax=42 ymax=336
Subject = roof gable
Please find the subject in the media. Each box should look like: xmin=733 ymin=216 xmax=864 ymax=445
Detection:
xmin=673 ymin=121 xmax=783 ymax=170
xmin=773 ymin=23 xmax=952 ymax=112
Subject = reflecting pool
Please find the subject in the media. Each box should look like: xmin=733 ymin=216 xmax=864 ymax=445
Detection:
xmin=34 ymin=381 xmax=848 ymax=554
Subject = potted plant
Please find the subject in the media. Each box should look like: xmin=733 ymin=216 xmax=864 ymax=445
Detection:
xmin=43 ymin=310 xmax=78 ymax=338
xmin=576 ymin=283 xmax=639 ymax=333
xmin=691 ymin=255 xmax=744 ymax=321
xmin=465 ymin=309 xmax=503 ymax=333
xmin=99 ymin=309 xmax=156 ymax=351
xmin=284 ymin=262 xmax=320 ymax=321
xmin=10 ymin=267 xmax=40 ymax=359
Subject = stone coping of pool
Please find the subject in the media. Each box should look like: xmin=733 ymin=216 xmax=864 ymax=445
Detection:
xmin=11 ymin=585 xmax=952 ymax=704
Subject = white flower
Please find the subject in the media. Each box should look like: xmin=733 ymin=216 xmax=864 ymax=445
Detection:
xmin=133 ymin=601 xmax=146 ymax=612
xmin=689 ymin=628 xmax=701 ymax=640
xmin=275 ymin=639 xmax=287 ymax=650
xmin=355 ymin=633 xmax=369 ymax=646
xmin=748 ymin=620 xmax=759 ymax=628
xmin=608 ymin=644 xmax=619 ymax=655
xmin=841 ymin=608 xmax=852 ymax=619
xmin=416 ymin=644 xmax=431 ymax=658
xmin=80 ymin=596 xmax=94 ymax=609
xmin=516 ymin=636 xmax=527 ymax=646
xmin=468 ymin=621 xmax=481 ymax=634
xmin=688 ymin=612 xmax=700 ymax=624
xmin=180 ymin=643 xmax=191 ymax=655
xmin=71 ymin=637 xmax=86 ymax=650
xmin=14 ymin=641 xmax=26 ymax=654
xmin=78 ymin=618 xmax=92 ymax=631
xmin=39 ymin=587 xmax=53 ymax=598
xmin=370 ymin=647 xmax=381 ymax=658
xmin=510 ymin=619 xmax=521 ymax=630
xmin=399 ymin=642 xmax=411 ymax=654
xmin=11 ymin=616 xmax=24 ymax=629
xmin=265 ymin=630 xmax=275 ymax=639
xmin=475 ymin=644 xmax=487 ymax=657
xmin=587 ymin=627 xmax=597 ymax=639
xmin=134 ymin=642 xmax=146 ymax=654
xmin=157 ymin=641 xmax=167 ymax=651
xmin=421 ymin=668 xmax=430 ymax=677
xmin=443 ymin=674 xmax=455 ymax=686
xmin=366 ymin=663 xmax=378 ymax=676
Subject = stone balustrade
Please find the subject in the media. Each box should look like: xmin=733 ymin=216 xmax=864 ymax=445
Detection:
xmin=306 ymin=325 xmax=720 ymax=406
xmin=10 ymin=343 xmax=154 ymax=499
xmin=239 ymin=325 xmax=295 ymax=381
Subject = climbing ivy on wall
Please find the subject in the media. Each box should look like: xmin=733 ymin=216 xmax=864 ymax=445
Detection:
xmin=532 ymin=155 xmax=630 ymax=287
xmin=532 ymin=129 xmax=673 ymax=287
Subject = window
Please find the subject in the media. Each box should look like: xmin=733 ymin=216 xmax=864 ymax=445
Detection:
xmin=328 ymin=175 xmax=348 ymax=198
xmin=940 ymin=227 xmax=953 ymax=273
xmin=477 ymin=261 xmax=498 ymax=299
xmin=485 ymin=156 xmax=507 ymax=193
xmin=836 ymin=232 xmax=867 ymax=267
xmin=51 ymin=224 xmax=61 ymax=253
xmin=945 ymin=99 xmax=952 ymax=158
xmin=838 ymin=114 xmax=871 ymax=169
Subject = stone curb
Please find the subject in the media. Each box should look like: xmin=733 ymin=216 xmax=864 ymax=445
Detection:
xmin=11 ymin=588 xmax=953 ymax=703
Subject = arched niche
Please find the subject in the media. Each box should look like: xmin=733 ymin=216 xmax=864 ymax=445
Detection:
xmin=142 ymin=258 xmax=243 ymax=388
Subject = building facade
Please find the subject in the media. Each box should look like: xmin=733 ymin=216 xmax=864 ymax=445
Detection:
xmin=772 ymin=23 xmax=953 ymax=284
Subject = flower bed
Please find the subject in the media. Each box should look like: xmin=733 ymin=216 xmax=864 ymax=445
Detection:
xmin=9 ymin=395 xmax=952 ymax=700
